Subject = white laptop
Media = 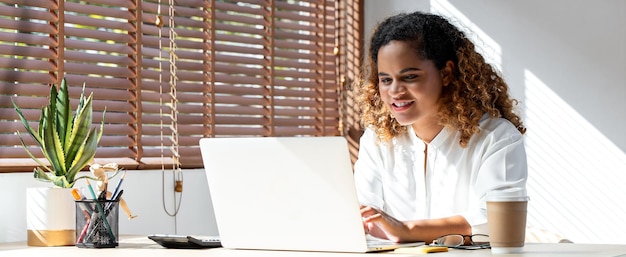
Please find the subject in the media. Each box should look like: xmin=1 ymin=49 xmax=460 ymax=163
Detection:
xmin=199 ymin=136 xmax=424 ymax=253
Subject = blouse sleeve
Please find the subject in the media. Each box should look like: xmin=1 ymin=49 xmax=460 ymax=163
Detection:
xmin=353 ymin=129 xmax=386 ymax=209
xmin=462 ymin=123 xmax=528 ymax=232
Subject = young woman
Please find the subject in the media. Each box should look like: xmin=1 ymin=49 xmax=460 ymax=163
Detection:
xmin=353 ymin=11 xmax=528 ymax=244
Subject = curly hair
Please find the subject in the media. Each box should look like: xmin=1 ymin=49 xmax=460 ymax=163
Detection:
xmin=353 ymin=11 xmax=526 ymax=147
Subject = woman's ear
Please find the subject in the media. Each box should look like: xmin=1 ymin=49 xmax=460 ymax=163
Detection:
xmin=442 ymin=61 xmax=454 ymax=86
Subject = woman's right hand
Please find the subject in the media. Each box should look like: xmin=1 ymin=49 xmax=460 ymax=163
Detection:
xmin=360 ymin=205 xmax=410 ymax=243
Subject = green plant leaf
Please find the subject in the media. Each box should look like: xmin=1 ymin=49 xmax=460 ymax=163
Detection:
xmin=66 ymin=127 xmax=100 ymax=184
xmin=56 ymin=78 xmax=71 ymax=149
xmin=98 ymin=108 xmax=106 ymax=142
xmin=47 ymin=84 xmax=58 ymax=136
xmin=75 ymin=82 xmax=87 ymax=120
xmin=33 ymin=167 xmax=53 ymax=183
xmin=17 ymin=131 xmax=53 ymax=173
xmin=50 ymin=175 xmax=71 ymax=188
xmin=37 ymin=106 xmax=44 ymax=145
xmin=11 ymin=99 xmax=43 ymax=148
xmin=65 ymin=92 xmax=94 ymax=172
xmin=42 ymin=100 xmax=67 ymax=177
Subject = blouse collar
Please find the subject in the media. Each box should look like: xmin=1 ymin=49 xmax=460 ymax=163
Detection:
xmin=407 ymin=125 xmax=451 ymax=150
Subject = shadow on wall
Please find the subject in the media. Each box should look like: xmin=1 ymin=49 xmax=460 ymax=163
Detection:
xmin=429 ymin=0 xmax=626 ymax=244
xmin=445 ymin=0 xmax=625 ymax=152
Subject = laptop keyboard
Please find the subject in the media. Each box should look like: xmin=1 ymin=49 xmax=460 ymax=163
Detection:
xmin=366 ymin=235 xmax=397 ymax=246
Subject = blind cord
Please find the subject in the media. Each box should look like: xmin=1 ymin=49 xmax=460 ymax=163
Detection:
xmin=157 ymin=0 xmax=183 ymax=232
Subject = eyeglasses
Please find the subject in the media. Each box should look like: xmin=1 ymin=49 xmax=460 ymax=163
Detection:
xmin=430 ymin=234 xmax=490 ymax=249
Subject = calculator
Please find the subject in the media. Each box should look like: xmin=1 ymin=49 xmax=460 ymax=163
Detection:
xmin=148 ymin=234 xmax=222 ymax=249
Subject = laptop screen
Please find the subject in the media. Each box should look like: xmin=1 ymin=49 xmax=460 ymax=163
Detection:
xmin=199 ymin=136 xmax=373 ymax=252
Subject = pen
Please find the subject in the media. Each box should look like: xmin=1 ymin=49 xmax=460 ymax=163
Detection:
xmin=111 ymin=170 xmax=126 ymax=200
xmin=76 ymin=211 xmax=93 ymax=244
xmin=72 ymin=188 xmax=94 ymax=213
xmin=71 ymin=188 xmax=81 ymax=200
xmin=105 ymin=190 xmax=124 ymax=215
xmin=86 ymin=179 xmax=116 ymax=242
xmin=106 ymin=170 xmax=126 ymax=210
xmin=98 ymin=190 xmax=107 ymax=201
xmin=113 ymin=189 xmax=124 ymax=201
xmin=72 ymin=188 xmax=93 ymax=244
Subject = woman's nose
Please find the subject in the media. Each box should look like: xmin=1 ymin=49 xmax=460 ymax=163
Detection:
xmin=388 ymin=81 xmax=405 ymax=97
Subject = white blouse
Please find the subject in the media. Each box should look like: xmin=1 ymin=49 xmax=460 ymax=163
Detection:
xmin=353 ymin=114 xmax=527 ymax=232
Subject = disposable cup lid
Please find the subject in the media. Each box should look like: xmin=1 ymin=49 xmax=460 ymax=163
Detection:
xmin=486 ymin=187 xmax=529 ymax=202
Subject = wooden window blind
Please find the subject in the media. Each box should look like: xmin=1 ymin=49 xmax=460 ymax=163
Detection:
xmin=336 ymin=0 xmax=363 ymax=163
xmin=0 ymin=0 xmax=363 ymax=172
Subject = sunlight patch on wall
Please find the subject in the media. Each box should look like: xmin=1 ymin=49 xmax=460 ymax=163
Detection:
xmin=524 ymin=69 xmax=626 ymax=244
xmin=431 ymin=0 xmax=502 ymax=70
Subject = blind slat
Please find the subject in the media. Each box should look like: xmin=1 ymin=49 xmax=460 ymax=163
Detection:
xmin=64 ymin=63 xmax=136 ymax=78
xmin=0 ymin=45 xmax=56 ymax=59
xmin=0 ymin=5 xmax=57 ymax=21
xmin=0 ymin=31 xmax=58 ymax=46
xmin=64 ymin=39 xmax=135 ymax=54
xmin=64 ymin=50 xmax=136 ymax=66
xmin=0 ymin=19 xmax=57 ymax=34
xmin=64 ymin=27 xmax=135 ymax=44
xmin=0 ymin=70 xmax=55 ymax=84
xmin=0 ymin=0 xmax=57 ymax=9
xmin=0 ymin=58 xmax=56 ymax=71
xmin=65 ymin=2 xmax=136 ymax=19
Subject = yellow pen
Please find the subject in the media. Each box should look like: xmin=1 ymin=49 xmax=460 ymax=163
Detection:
xmin=394 ymin=245 xmax=449 ymax=254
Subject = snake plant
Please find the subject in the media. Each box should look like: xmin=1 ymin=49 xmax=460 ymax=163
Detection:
xmin=12 ymin=78 xmax=105 ymax=188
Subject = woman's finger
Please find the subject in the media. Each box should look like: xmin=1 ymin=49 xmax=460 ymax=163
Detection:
xmin=362 ymin=213 xmax=382 ymax=223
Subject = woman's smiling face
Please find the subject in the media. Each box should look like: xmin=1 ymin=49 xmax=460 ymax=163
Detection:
xmin=377 ymin=40 xmax=449 ymax=126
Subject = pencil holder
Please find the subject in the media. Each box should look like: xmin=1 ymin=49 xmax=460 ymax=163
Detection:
xmin=75 ymin=199 xmax=119 ymax=248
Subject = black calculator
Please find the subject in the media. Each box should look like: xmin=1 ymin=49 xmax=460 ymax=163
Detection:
xmin=148 ymin=234 xmax=222 ymax=249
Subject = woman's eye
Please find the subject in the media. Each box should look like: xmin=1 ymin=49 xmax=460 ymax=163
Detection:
xmin=379 ymin=78 xmax=392 ymax=84
xmin=404 ymin=74 xmax=418 ymax=80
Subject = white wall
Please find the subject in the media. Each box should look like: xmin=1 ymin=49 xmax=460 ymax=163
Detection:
xmin=0 ymin=169 xmax=219 ymax=243
xmin=365 ymin=0 xmax=626 ymax=244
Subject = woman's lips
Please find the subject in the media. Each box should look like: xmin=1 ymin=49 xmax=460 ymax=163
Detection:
xmin=391 ymin=101 xmax=414 ymax=111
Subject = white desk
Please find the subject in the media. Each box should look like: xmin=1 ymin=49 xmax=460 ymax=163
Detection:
xmin=1 ymin=237 xmax=626 ymax=257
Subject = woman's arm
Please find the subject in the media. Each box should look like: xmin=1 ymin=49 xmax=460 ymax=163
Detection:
xmin=362 ymin=206 xmax=471 ymax=243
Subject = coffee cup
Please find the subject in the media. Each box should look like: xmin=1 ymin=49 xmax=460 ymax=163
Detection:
xmin=486 ymin=187 xmax=529 ymax=254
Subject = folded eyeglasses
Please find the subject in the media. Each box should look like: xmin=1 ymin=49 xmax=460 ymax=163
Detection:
xmin=430 ymin=234 xmax=490 ymax=249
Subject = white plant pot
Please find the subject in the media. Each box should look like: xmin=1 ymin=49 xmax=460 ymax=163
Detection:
xmin=26 ymin=187 xmax=76 ymax=246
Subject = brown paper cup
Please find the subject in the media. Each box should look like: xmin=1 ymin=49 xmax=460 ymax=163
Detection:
xmin=486 ymin=188 xmax=529 ymax=254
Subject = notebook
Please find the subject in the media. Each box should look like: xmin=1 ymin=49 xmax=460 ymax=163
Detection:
xmin=199 ymin=136 xmax=424 ymax=253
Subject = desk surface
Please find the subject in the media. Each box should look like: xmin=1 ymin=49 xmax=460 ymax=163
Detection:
xmin=1 ymin=237 xmax=626 ymax=257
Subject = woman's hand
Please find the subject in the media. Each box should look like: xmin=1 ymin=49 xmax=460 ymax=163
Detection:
xmin=360 ymin=205 xmax=409 ymax=243
xmin=361 ymin=205 xmax=473 ymax=244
